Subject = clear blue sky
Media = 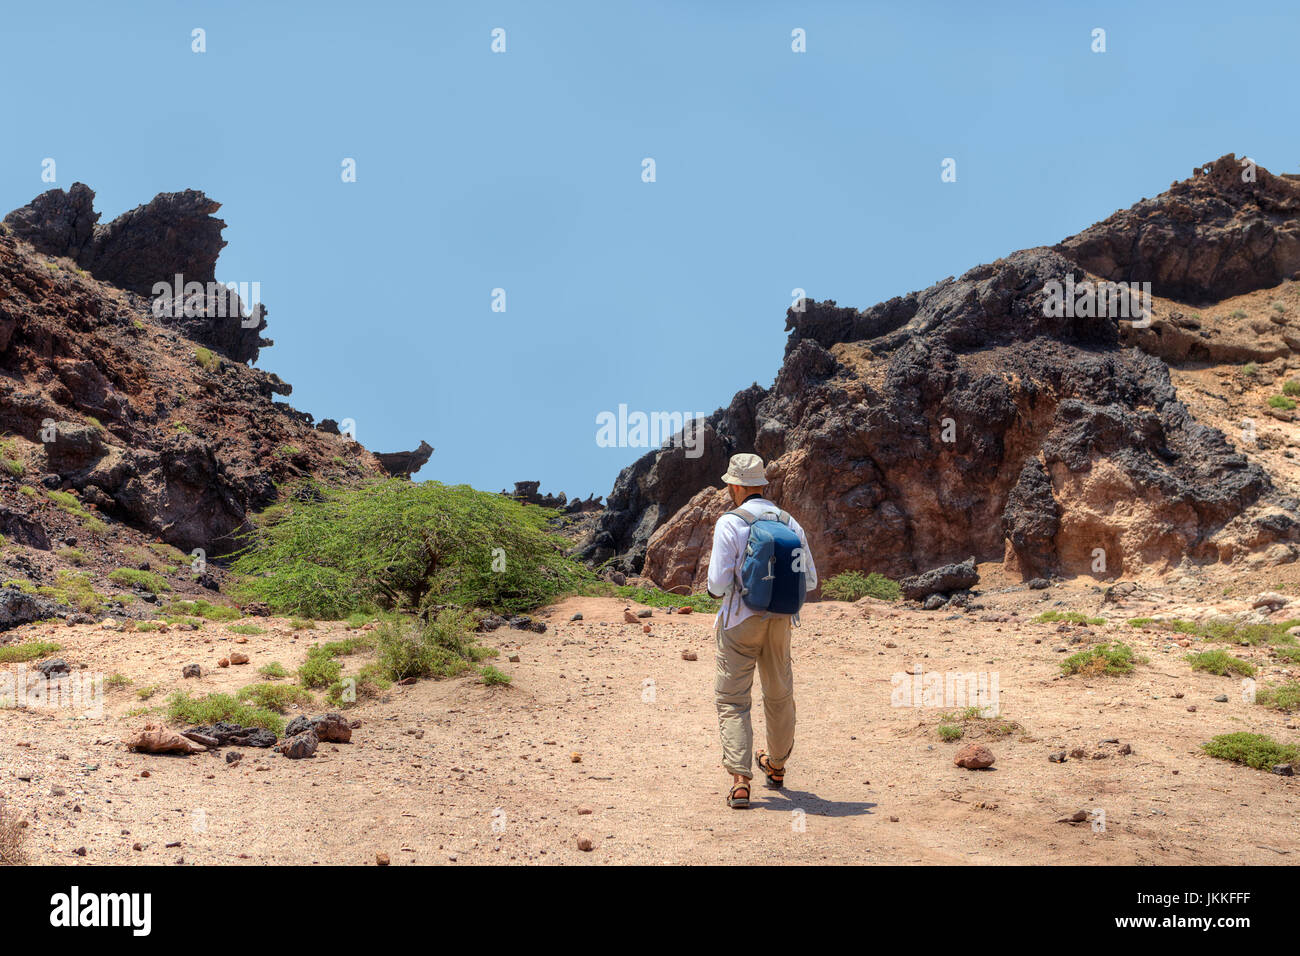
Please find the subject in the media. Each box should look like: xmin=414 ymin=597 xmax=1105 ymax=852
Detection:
xmin=2 ymin=1 xmax=1295 ymax=498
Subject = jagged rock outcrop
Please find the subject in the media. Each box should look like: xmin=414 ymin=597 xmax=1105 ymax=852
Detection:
xmin=589 ymin=156 xmax=1300 ymax=586
xmin=0 ymin=188 xmax=414 ymax=580
xmin=503 ymin=481 xmax=603 ymax=513
xmin=4 ymin=184 xmax=269 ymax=363
xmin=375 ymin=440 xmax=433 ymax=478
xmin=1056 ymin=154 xmax=1300 ymax=303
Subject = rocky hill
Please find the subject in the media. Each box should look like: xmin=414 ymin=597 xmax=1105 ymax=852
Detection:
xmin=580 ymin=154 xmax=1300 ymax=590
xmin=0 ymin=183 xmax=430 ymax=619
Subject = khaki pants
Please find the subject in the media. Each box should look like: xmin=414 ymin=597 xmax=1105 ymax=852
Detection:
xmin=714 ymin=612 xmax=795 ymax=779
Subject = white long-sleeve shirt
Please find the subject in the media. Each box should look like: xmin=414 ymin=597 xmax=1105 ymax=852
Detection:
xmin=707 ymin=496 xmax=817 ymax=628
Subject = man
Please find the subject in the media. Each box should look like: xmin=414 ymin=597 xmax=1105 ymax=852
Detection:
xmin=706 ymin=452 xmax=817 ymax=809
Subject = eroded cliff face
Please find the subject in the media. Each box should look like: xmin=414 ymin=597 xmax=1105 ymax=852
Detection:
xmin=585 ymin=155 xmax=1300 ymax=588
xmin=0 ymin=184 xmax=429 ymax=569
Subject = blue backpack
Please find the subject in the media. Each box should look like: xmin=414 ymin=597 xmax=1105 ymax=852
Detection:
xmin=729 ymin=506 xmax=807 ymax=617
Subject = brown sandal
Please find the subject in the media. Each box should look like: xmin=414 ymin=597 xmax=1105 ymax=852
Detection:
xmin=756 ymin=751 xmax=785 ymax=789
xmin=727 ymin=781 xmax=751 ymax=809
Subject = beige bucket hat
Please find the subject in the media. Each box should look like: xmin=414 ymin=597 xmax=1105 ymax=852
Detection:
xmin=721 ymin=452 xmax=768 ymax=487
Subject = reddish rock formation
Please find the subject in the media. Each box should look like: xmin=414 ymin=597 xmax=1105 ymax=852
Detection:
xmin=585 ymin=156 xmax=1300 ymax=588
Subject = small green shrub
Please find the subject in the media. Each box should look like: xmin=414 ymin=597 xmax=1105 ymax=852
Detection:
xmin=1268 ymin=395 xmax=1297 ymax=411
xmin=108 ymin=568 xmax=170 ymax=593
xmin=235 ymin=682 xmax=314 ymax=713
xmin=258 ymin=661 xmax=289 ymax=679
xmin=194 ymin=347 xmax=217 ymax=370
xmin=168 ymin=599 xmax=240 ymax=621
xmin=1202 ymin=732 xmax=1298 ymax=770
xmin=46 ymin=490 xmax=88 ymax=518
xmin=297 ymin=648 xmax=342 ymax=689
xmin=1282 ymin=379 xmax=1300 ymax=396
xmin=0 ymin=641 xmax=61 ymax=663
xmin=821 ymin=571 xmax=901 ymax=602
xmin=165 ymin=691 xmax=284 ymax=734
xmin=1060 ymin=642 xmax=1140 ymax=676
xmin=937 ymin=723 xmax=964 ymax=742
xmin=105 ymin=673 xmax=132 ymax=688
xmin=228 ymin=623 xmax=266 ymax=636
xmin=1186 ymin=649 xmax=1255 ymax=677
xmin=60 ymin=548 xmax=88 ymax=566
xmin=479 ymin=664 xmax=512 ymax=686
xmin=375 ymin=609 xmax=479 ymax=682
xmin=1255 ymin=682 xmax=1300 ymax=712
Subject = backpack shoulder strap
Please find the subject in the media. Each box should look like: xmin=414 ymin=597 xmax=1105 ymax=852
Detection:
xmin=725 ymin=507 xmax=758 ymax=525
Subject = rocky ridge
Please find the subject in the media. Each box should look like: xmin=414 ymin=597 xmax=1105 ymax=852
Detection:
xmin=581 ymin=155 xmax=1300 ymax=591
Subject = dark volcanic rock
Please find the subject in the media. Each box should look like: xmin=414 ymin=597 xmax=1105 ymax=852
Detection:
xmin=1056 ymin=154 xmax=1300 ymax=303
xmin=285 ymin=713 xmax=352 ymax=743
xmin=602 ymin=158 xmax=1295 ymax=588
xmin=901 ymin=559 xmax=980 ymax=601
xmin=5 ymin=183 xmax=268 ymax=363
xmin=0 ymin=587 xmax=61 ymax=630
xmin=375 ymin=440 xmax=433 ymax=478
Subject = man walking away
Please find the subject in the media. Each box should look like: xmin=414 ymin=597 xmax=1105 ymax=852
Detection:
xmin=706 ymin=453 xmax=817 ymax=809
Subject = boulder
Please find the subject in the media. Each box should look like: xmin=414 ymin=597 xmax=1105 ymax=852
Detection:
xmin=901 ymin=559 xmax=980 ymax=601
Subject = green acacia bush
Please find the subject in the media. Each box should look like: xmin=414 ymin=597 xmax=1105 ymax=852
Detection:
xmin=229 ymin=479 xmax=593 ymax=617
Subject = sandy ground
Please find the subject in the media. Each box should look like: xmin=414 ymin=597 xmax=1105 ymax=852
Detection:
xmin=2 ymin=567 xmax=1299 ymax=866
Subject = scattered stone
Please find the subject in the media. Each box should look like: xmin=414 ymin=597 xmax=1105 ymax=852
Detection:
xmin=953 ymin=744 xmax=995 ymax=769
xmin=576 ymin=834 xmax=593 ymax=852
xmin=280 ymin=731 xmax=319 ymax=759
xmin=376 ymin=852 xmax=390 ymax=866
xmin=900 ymin=558 xmax=979 ymax=601
xmin=1069 ymin=748 xmax=1087 ymax=759
xmin=922 ymin=594 xmax=947 ymax=611
xmin=569 ymin=613 xmax=583 ymax=622
xmin=636 ymin=609 xmax=652 ymax=618
xmin=285 ymin=713 xmax=352 ymax=743
xmin=218 ymin=658 xmax=229 ymax=668
xmin=1273 ymin=764 xmax=1295 ymax=776
xmin=180 ymin=731 xmax=219 ymax=749
xmin=1213 ymin=694 xmax=1229 ymax=703
xmin=1028 ymin=578 xmax=1050 ymax=590
xmin=642 ymin=624 xmax=651 ymax=634
xmin=681 ymin=649 xmax=698 ymax=661
xmin=677 ymin=606 xmax=693 ymax=615
xmin=570 ymin=752 xmax=582 ymax=763
xmin=225 ymin=751 xmax=242 ymax=765
xmin=123 ymin=723 xmax=206 ymax=755
xmin=230 ymin=652 xmax=249 ymax=665
xmin=1057 ymin=810 xmax=1088 ymax=824
xmin=241 ymin=602 xmax=270 ymax=617
xmin=623 ymin=610 xmax=639 ymax=624
xmin=1048 ymin=751 xmax=1067 ymax=763
xmin=1187 ymin=705 xmax=1197 ymax=712
xmin=577 ymin=806 xmax=594 ymax=815
xmin=35 ymin=658 xmax=71 ymax=677
xmin=1252 ymin=592 xmax=1289 ymax=610
xmin=507 ymin=653 xmax=520 ymax=663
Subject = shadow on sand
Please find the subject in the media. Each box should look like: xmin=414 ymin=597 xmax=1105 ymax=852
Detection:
xmin=754 ymin=786 xmax=876 ymax=818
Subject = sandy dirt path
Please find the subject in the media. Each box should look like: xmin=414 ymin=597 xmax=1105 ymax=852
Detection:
xmin=3 ymin=582 xmax=1298 ymax=865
